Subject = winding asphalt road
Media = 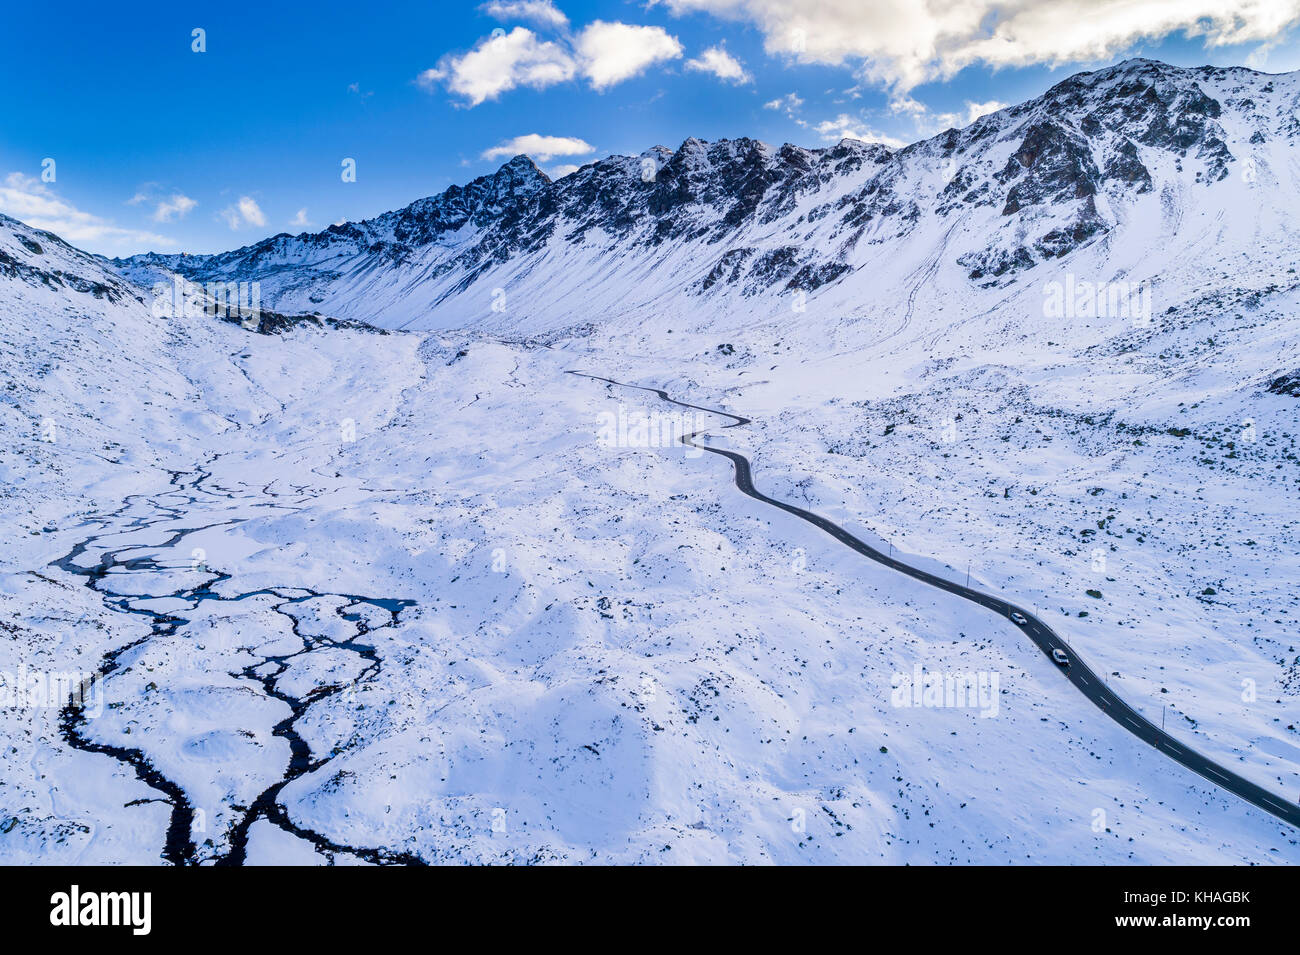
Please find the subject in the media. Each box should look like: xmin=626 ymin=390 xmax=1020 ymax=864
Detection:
xmin=570 ymin=371 xmax=1300 ymax=832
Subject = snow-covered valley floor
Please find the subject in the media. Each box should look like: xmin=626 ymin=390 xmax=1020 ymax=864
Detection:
xmin=3 ymin=279 xmax=1298 ymax=862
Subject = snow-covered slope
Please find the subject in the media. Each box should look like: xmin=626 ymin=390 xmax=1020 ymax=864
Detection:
xmin=4 ymin=58 xmax=1300 ymax=865
xmin=116 ymin=59 xmax=1300 ymax=336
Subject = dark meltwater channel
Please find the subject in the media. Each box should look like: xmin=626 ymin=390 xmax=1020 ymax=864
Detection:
xmin=49 ymin=463 xmax=421 ymax=865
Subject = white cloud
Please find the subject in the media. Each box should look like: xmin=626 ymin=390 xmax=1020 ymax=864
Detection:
xmin=290 ymin=208 xmax=312 ymax=228
xmin=685 ymin=45 xmax=752 ymax=83
xmin=237 ymin=196 xmax=266 ymax=226
xmin=482 ymin=134 xmax=594 ymax=162
xmin=888 ymin=94 xmax=928 ymax=117
xmin=127 ymin=186 xmax=198 ymax=223
xmin=893 ymin=95 xmax=1010 ymax=134
xmin=420 ymin=21 xmax=684 ymax=103
xmin=548 ymin=163 xmax=581 ymax=178
xmin=219 ymin=196 xmax=266 ymax=230
xmin=575 ymin=21 xmax=683 ymax=90
xmin=480 ymin=0 xmax=569 ymax=29
xmin=151 ymin=194 xmax=197 ymax=223
xmin=962 ymin=99 xmax=1006 ymax=124
xmin=0 ymin=173 xmax=173 ymax=250
xmin=418 ymin=27 xmax=576 ymax=105
xmin=810 ymin=114 xmax=908 ymax=148
xmin=763 ymin=91 xmax=803 ymax=116
xmin=660 ymin=0 xmax=1300 ymax=90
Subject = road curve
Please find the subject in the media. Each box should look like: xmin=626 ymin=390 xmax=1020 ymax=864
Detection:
xmin=569 ymin=370 xmax=1300 ymax=832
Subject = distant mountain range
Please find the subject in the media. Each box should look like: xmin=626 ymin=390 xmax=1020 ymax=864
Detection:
xmin=106 ymin=59 xmax=1300 ymax=334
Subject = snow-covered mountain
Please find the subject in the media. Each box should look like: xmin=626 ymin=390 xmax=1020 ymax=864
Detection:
xmin=116 ymin=58 xmax=1299 ymax=332
xmin=5 ymin=58 xmax=1300 ymax=866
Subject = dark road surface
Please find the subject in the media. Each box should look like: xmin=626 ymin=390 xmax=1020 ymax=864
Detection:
xmin=571 ymin=371 xmax=1300 ymax=831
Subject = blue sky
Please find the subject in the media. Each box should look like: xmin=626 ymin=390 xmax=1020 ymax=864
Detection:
xmin=4 ymin=0 xmax=1299 ymax=255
